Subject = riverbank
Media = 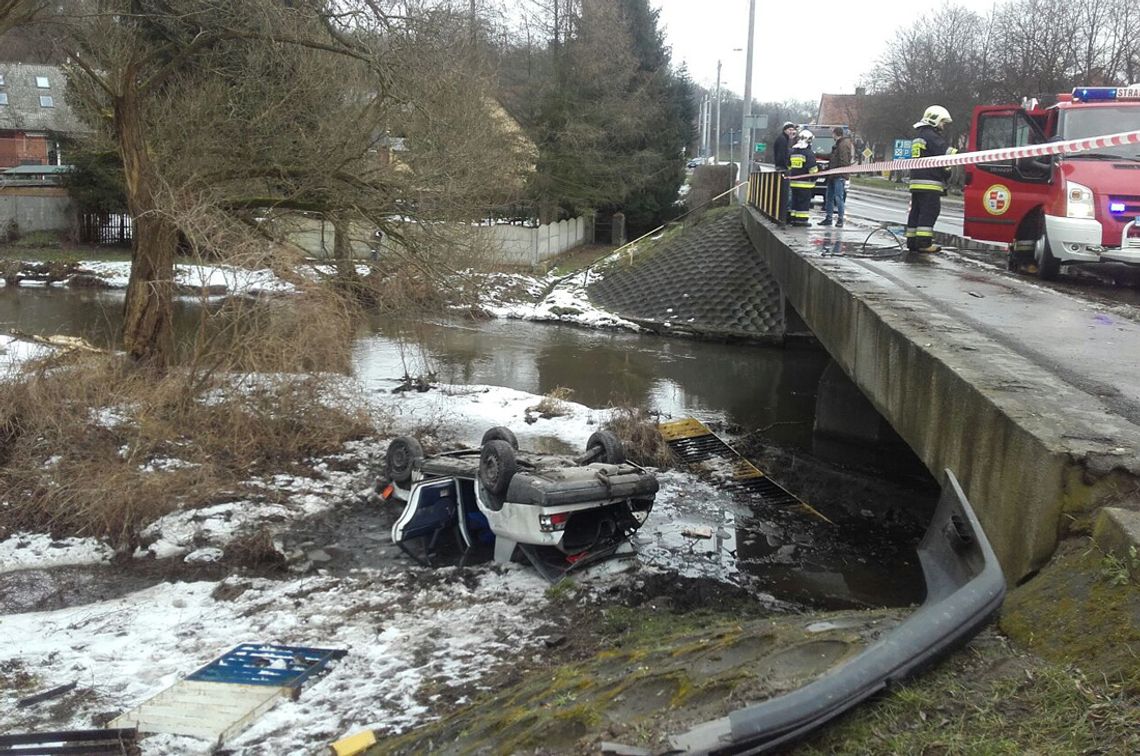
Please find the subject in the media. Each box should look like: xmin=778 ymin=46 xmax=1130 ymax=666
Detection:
xmin=1 ymin=243 xmax=1136 ymax=754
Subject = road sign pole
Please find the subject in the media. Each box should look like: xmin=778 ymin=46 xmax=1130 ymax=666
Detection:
xmin=738 ymin=0 xmax=756 ymax=201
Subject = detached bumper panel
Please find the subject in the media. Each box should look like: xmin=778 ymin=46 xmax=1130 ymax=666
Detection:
xmin=669 ymin=469 xmax=1006 ymax=754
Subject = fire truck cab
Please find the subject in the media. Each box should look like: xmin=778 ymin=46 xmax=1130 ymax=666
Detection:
xmin=963 ymin=86 xmax=1140 ymax=279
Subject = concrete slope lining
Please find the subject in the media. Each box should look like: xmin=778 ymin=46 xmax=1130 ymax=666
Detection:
xmin=587 ymin=212 xmax=784 ymax=341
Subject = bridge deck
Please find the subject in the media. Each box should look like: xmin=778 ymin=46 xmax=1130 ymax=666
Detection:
xmin=742 ymin=206 xmax=1140 ymax=582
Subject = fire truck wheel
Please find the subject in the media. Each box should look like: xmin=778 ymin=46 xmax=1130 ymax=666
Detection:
xmin=1035 ymin=234 xmax=1060 ymax=281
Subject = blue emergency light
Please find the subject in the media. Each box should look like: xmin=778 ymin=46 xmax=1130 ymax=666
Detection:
xmin=1072 ymin=87 xmax=1118 ymax=101
xmin=1110 ymin=201 xmax=1127 ymax=214
xmin=1072 ymin=86 xmax=1140 ymax=102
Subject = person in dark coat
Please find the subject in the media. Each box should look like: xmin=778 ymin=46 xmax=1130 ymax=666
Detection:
xmin=773 ymin=121 xmax=798 ymax=223
xmin=906 ymin=106 xmax=956 ymax=252
xmin=787 ymin=129 xmax=819 ymax=227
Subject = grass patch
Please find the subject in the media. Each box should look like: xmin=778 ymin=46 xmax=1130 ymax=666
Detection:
xmin=797 ymin=633 xmax=1139 ymax=755
xmin=0 ymin=287 xmax=375 ymax=548
xmin=526 ymin=386 xmax=574 ymax=421
xmin=603 ymin=406 xmax=674 ymax=469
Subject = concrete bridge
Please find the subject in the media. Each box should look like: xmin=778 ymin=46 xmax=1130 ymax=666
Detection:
xmin=739 ymin=207 xmax=1140 ymax=582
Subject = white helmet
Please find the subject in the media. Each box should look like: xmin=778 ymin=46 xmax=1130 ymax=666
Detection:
xmin=793 ymin=129 xmax=814 ymax=148
xmin=914 ymin=105 xmax=952 ymax=130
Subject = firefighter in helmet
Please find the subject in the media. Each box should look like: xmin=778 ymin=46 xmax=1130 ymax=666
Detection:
xmin=787 ymin=129 xmax=819 ymax=227
xmin=906 ymin=105 xmax=957 ymax=252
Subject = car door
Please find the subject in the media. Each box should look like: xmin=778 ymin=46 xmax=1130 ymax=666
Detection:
xmin=391 ymin=478 xmax=457 ymax=547
xmin=964 ymin=106 xmax=1053 ymax=243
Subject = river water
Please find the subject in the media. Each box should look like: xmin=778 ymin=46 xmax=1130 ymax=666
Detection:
xmin=1 ymin=286 xmax=930 ymax=609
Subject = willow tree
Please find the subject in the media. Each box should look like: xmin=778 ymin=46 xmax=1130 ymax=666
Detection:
xmin=54 ymin=0 xmax=532 ymax=367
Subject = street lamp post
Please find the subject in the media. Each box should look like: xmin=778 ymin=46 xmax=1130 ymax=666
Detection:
xmin=714 ymin=60 xmax=722 ymax=164
xmin=739 ymin=0 xmax=756 ymax=201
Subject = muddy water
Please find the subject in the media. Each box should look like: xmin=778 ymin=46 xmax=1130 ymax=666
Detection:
xmin=1 ymin=287 xmax=929 ymax=610
xmin=353 ymin=315 xmax=832 ymax=448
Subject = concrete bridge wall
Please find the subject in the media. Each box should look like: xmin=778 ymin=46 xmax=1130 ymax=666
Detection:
xmin=741 ymin=206 xmax=1140 ymax=582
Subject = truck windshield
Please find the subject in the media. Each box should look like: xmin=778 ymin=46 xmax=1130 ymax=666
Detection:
xmin=812 ymin=136 xmax=836 ymax=157
xmin=1061 ymin=106 xmax=1140 ymax=159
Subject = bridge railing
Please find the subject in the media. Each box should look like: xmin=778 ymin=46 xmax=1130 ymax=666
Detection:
xmin=748 ymin=169 xmax=785 ymax=224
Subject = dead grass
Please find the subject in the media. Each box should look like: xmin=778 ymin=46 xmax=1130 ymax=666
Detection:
xmin=0 ymin=287 xmax=376 ymax=549
xmin=526 ymin=386 xmax=575 ymax=421
xmin=603 ymin=406 xmax=674 ymax=469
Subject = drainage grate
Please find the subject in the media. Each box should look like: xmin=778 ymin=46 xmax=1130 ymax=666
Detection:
xmin=659 ymin=418 xmax=830 ymax=522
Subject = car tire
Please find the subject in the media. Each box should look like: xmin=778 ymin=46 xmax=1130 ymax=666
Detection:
xmin=1035 ymin=233 xmax=1061 ymax=281
xmin=479 ymin=440 xmax=517 ymax=497
xmin=586 ymin=430 xmax=626 ymax=465
xmin=480 ymin=426 xmax=519 ymax=450
xmin=385 ymin=436 xmax=424 ymax=486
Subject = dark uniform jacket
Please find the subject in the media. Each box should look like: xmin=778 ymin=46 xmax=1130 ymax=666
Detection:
xmin=909 ymin=124 xmax=954 ymax=192
xmin=788 ymin=146 xmax=818 ymax=187
xmin=774 ymin=132 xmax=792 ymax=170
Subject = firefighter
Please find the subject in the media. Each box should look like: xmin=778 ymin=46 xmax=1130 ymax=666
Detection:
xmin=773 ymin=121 xmax=798 ymax=223
xmin=787 ymin=129 xmax=819 ymax=227
xmin=906 ymin=105 xmax=957 ymax=252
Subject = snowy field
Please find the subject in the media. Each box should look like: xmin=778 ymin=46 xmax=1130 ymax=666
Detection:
xmin=0 ymin=258 xmax=751 ymax=753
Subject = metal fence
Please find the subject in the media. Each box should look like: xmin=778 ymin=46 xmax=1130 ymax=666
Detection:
xmin=79 ymin=212 xmax=132 ymax=246
xmin=748 ymin=170 xmax=786 ymax=224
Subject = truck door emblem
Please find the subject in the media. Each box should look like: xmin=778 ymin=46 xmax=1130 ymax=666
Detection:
xmin=984 ymin=184 xmax=1012 ymax=215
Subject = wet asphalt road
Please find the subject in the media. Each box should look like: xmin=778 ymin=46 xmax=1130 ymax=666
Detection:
xmin=844 ymin=186 xmax=1140 ymax=309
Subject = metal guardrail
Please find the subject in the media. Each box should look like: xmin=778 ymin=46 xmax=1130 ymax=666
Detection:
xmin=748 ymin=169 xmax=785 ymax=224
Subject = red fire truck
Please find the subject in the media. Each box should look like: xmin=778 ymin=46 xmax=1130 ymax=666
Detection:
xmin=963 ymin=86 xmax=1140 ymax=279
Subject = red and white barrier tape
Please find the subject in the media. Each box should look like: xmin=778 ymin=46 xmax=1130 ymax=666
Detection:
xmin=787 ymin=128 xmax=1140 ymax=180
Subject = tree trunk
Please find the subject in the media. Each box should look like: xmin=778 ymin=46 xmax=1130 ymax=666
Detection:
xmin=116 ymin=86 xmax=177 ymax=369
xmin=332 ymin=215 xmax=355 ymax=280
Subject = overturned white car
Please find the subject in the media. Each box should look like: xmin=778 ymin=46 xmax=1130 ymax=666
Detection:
xmin=378 ymin=427 xmax=659 ymax=581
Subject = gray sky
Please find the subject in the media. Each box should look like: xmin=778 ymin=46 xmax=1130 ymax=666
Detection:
xmin=653 ymin=0 xmax=998 ymax=103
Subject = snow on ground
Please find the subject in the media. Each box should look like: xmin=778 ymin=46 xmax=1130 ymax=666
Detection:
xmin=0 ymin=254 xmax=707 ymax=752
xmin=2 ymin=564 xmax=554 ymax=753
xmin=0 ymin=356 xmax=688 ymax=754
xmin=477 ymin=268 xmax=643 ymax=332
xmin=0 ymin=334 xmax=49 ymax=372
xmin=0 ymin=533 xmax=115 ymax=574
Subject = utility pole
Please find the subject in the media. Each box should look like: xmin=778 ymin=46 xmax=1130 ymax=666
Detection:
xmin=714 ymin=60 xmax=722 ymax=164
xmin=739 ymin=0 xmax=756 ymax=201
xmin=700 ymin=96 xmax=709 ymax=157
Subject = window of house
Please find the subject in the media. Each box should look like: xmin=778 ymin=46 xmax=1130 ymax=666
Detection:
xmin=35 ymin=75 xmax=50 ymax=88
xmin=0 ymin=93 xmax=8 ymax=106
xmin=39 ymin=95 xmax=54 ymax=108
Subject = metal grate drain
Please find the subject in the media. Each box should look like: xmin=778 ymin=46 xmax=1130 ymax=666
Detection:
xmin=659 ymin=417 xmax=830 ymax=522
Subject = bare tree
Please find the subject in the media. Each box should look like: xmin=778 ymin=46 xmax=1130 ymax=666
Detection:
xmin=51 ymin=0 xmax=532 ymax=368
xmin=0 ymin=0 xmax=43 ymax=35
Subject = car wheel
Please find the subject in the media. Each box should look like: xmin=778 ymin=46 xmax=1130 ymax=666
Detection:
xmin=481 ymin=426 xmax=519 ymax=450
xmin=385 ymin=436 xmax=424 ymax=486
xmin=585 ymin=430 xmax=626 ymax=465
xmin=1035 ymin=233 xmax=1060 ymax=281
xmin=479 ymin=440 xmax=517 ymax=496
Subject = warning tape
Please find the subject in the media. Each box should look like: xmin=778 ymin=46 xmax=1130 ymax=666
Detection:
xmin=795 ymin=128 xmax=1140 ymax=180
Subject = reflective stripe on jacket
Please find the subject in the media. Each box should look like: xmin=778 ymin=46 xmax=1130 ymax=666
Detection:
xmin=909 ymin=124 xmax=956 ymax=192
xmin=788 ymin=147 xmax=818 ymax=188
